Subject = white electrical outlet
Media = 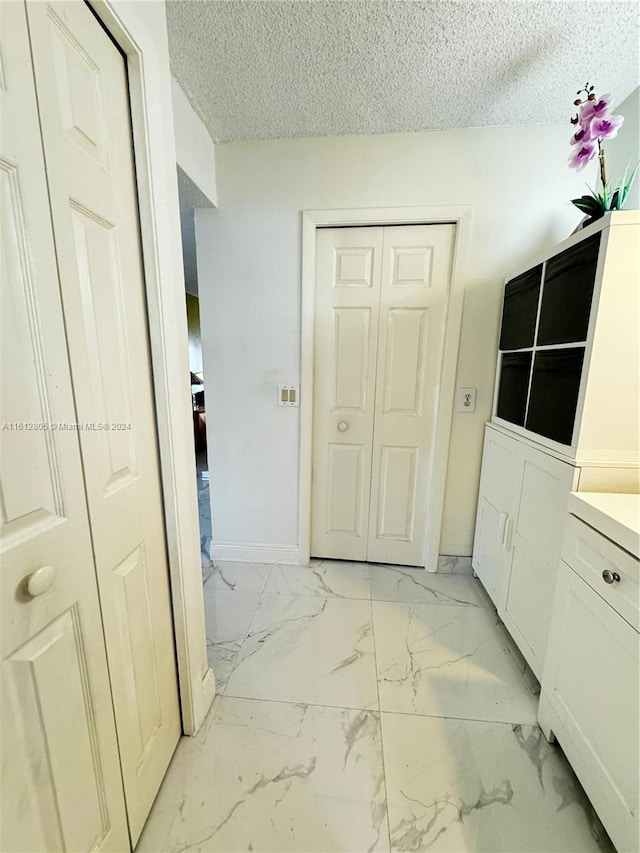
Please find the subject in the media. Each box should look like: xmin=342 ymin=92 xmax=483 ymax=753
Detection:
xmin=457 ymin=387 xmax=477 ymax=412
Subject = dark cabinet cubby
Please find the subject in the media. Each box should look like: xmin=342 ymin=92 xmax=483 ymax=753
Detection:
xmin=499 ymin=265 xmax=542 ymax=351
xmin=537 ymin=234 xmax=600 ymax=346
xmin=496 ymin=353 xmax=532 ymax=427
xmin=525 ymin=348 xmax=585 ymax=446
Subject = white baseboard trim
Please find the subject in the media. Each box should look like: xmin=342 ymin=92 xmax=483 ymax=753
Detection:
xmin=211 ymin=541 xmax=301 ymax=565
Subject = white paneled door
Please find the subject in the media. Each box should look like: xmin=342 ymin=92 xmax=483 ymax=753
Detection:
xmin=24 ymin=0 xmax=181 ymax=843
xmin=0 ymin=2 xmax=129 ymax=850
xmin=311 ymin=224 xmax=455 ymax=566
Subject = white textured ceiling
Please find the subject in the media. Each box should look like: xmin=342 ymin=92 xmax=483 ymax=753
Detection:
xmin=166 ymin=1 xmax=639 ymax=143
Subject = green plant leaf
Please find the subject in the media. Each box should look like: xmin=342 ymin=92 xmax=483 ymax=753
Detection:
xmin=586 ymin=184 xmax=607 ymax=207
xmin=617 ymin=162 xmax=639 ymax=208
xmin=571 ymin=199 xmax=602 ymax=216
xmin=571 ymin=195 xmax=603 ymax=215
xmin=578 ymin=193 xmax=601 ymax=206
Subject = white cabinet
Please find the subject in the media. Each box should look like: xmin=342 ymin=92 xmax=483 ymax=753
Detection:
xmin=473 ymin=424 xmax=576 ymax=679
xmin=538 ymin=517 xmax=639 ymax=853
xmin=472 ymin=426 xmax=520 ymax=608
xmin=474 ymin=214 xmax=639 ymax=681
xmin=501 ymin=444 xmax=575 ymax=677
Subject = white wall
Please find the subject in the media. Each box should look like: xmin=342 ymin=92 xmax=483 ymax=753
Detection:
xmin=172 ymin=76 xmax=217 ymax=206
xmin=196 ymin=124 xmax=599 ymax=558
xmin=609 ymin=85 xmax=640 ymax=210
xmin=180 ymin=208 xmax=198 ymax=293
xmin=186 ymin=294 xmax=203 ymax=376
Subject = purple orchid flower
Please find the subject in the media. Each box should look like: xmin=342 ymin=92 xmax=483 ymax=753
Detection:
xmin=579 ymin=93 xmax=613 ymax=124
xmin=570 ymin=125 xmax=592 ymax=146
xmin=589 ymin=113 xmax=624 ymax=141
xmin=568 ymin=142 xmax=596 ymax=171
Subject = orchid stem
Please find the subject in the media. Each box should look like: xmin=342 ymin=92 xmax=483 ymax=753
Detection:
xmin=598 ymin=140 xmax=607 ymax=191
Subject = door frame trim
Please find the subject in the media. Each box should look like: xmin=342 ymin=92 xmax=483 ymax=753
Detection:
xmin=299 ymin=206 xmax=472 ymax=572
xmin=87 ymin=0 xmax=214 ymax=734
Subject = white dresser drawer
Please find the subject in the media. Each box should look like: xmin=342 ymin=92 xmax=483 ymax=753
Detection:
xmin=563 ymin=515 xmax=639 ymax=631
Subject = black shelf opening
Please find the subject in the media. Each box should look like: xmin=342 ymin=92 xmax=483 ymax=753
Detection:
xmin=537 ymin=234 xmax=600 ymax=346
xmin=499 ymin=265 xmax=542 ymax=351
xmin=525 ymin=348 xmax=585 ymax=445
xmin=496 ymin=352 xmax=532 ymax=427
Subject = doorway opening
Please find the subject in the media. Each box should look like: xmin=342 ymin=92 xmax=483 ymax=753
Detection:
xmin=177 ymin=168 xmax=214 ymax=570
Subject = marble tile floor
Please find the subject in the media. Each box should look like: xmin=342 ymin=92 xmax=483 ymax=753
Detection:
xmin=196 ymin=450 xmax=212 ymax=566
xmin=138 ymin=561 xmax=614 ymax=853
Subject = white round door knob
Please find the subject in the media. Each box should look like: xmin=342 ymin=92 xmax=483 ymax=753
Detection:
xmin=337 ymin=421 xmax=349 ymax=432
xmin=25 ymin=565 xmax=56 ymax=597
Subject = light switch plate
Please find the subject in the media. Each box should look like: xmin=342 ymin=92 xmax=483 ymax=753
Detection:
xmin=457 ymin=387 xmax=477 ymax=412
xmin=278 ymin=384 xmax=300 ymax=407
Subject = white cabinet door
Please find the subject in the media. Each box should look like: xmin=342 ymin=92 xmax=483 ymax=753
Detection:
xmin=472 ymin=426 xmax=521 ymax=608
xmin=367 ymin=225 xmax=454 ymax=566
xmin=25 ymin=1 xmax=180 ymax=841
xmin=0 ymin=3 xmax=128 ymax=850
xmin=539 ymin=562 xmax=639 ymax=853
xmin=502 ymin=445 xmax=575 ymax=678
xmin=311 ymin=227 xmax=383 ymax=560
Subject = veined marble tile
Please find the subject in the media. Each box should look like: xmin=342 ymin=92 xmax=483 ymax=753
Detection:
xmin=197 ymin=461 xmax=212 ymax=566
xmin=203 ymin=560 xmax=272 ymax=593
xmin=373 ymin=601 xmax=538 ymax=723
xmin=437 ymin=555 xmax=473 ymax=576
xmin=381 ymin=713 xmax=614 ymax=853
xmin=225 ymin=594 xmax=379 ymax=710
xmin=203 ymin=588 xmax=261 ymax=690
xmin=370 ymin=564 xmax=487 ymax=607
xmin=160 ymin=696 xmax=390 ymax=853
xmin=264 ymin=560 xmax=370 ymax=599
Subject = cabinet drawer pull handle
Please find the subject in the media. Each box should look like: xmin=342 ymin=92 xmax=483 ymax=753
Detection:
xmin=499 ymin=512 xmax=508 ymax=547
xmin=337 ymin=421 xmax=349 ymax=432
xmin=602 ymin=569 xmax=620 ymax=585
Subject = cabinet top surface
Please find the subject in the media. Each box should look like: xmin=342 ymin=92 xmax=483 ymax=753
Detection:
xmin=505 ymin=209 xmax=639 ymax=283
xmin=568 ymin=492 xmax=640 ymax=558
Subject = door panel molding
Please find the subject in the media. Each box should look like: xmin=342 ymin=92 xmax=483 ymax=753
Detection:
xmin=326 ymin=443 xmax=366 ymax=536
xmin=5 ymin=606 xmax=111 ymax=852
xmin=381 ymin=307 xmax=428 ymax=416
xmin=0 ymin=160 xmax=65 ymax=542
xmin=301 ymin=206 xmax=471 ymax=571
xmin=376 ymin=445 xmax=419 ymax=541
xmin=334 ymin=246 xmax=375 ymax=288
xmin=331 ymin=307 xmax=372 ymax=412
xmin=391 ymin=245 xmax=434 ymax=288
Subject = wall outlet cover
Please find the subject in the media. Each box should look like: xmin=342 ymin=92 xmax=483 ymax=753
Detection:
xmin=278 ymin=384 xmax=300 ymax=407
xmin=457 ymin=387 xmax=477 ymax=412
